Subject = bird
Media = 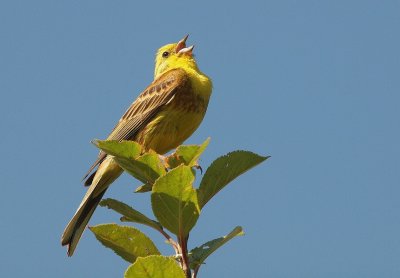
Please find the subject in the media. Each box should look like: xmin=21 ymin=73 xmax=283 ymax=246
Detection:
xmin=61 ymin=35 xmax=212 ymax=256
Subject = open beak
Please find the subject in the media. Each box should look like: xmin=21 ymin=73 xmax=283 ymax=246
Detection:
xmin=175 ymin=34 xmax=194 ymax=56
xmin=175 ymin=34 xmax=188 ymax=52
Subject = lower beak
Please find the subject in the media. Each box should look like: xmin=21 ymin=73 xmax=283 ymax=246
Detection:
xmin=177 ymin=45 xmax=194 ymax=56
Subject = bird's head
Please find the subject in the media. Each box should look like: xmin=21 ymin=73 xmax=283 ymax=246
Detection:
xmin=154 ymin=35 xmax=198 ymax=79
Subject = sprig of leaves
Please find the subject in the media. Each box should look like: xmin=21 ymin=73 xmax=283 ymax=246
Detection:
xmin=89 ymin=138 xmax=268 ymax=278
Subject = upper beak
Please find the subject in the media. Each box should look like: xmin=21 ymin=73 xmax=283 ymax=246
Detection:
xmin=175 ymin=34 xmax=194 ymax=56
xmin=175 ymin=34 xmax=189 ymax=52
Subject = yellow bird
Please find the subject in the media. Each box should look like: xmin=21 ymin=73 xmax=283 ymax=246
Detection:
xmin=61 ymin=35 xmax=212 ymax=256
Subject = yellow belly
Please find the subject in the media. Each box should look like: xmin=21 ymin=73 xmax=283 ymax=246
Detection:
xmin=137 ymin=107 xmax=206 ymax=154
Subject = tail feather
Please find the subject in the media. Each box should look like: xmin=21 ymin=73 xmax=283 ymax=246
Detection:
xmin=61 ymin=190 xmax=106 ymax=256
xmin=82 ymin=152 xmax=107 ymax=182
xmin=84 ymin=171 xmax=97 ymax=187
xmin=61 ymin=156 xmax=123 ymax=256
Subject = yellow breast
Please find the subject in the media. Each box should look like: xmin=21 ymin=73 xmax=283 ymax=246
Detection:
xmin=137 ymin=69 xmax=212 ymax=154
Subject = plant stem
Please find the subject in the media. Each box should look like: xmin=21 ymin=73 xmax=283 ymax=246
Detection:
xmin=179 ymin=235 xmax=191 ymax=278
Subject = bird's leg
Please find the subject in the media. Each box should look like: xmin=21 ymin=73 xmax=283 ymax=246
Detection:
xmin=158 ymin=154 xmax=170 ymax=170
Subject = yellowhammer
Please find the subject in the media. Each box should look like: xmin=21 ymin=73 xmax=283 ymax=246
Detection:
xmin=61 ymin=35 xmax=212 ymax=256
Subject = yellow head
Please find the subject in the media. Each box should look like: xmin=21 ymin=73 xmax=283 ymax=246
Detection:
xmin=154 ymin=35 xmax=199 ymax=79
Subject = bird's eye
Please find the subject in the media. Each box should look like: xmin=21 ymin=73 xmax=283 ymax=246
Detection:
xmin=162 ymin=51 xmax=169 ymax=58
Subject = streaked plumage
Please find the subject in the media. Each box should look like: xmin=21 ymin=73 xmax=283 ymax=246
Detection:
xmin=61 ymin=35 xmax=212 ymax=256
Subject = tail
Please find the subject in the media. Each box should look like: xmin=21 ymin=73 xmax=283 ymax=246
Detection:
xmin=61 ymin=156 xmax=123 ymax=256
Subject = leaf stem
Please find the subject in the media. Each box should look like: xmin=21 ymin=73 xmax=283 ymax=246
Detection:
xmin=158 ymin=228 xmax=180 ymax=255
xmin=192 ymin=265 xmax=200 ymax=278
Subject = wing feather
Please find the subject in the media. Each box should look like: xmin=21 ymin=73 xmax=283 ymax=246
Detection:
xmin=82 ymin=68 xmax=189 ymax=181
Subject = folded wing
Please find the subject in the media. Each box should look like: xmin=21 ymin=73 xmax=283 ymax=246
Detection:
xmin=83 ymin=68 xmax=189 ymax=182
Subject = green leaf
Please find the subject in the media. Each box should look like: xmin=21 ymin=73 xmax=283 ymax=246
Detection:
xmin=99 ymin=199 xmax=162 ymax=231
xmin=198 ymin=151 xmax=269 ymax=208
xmin=151 ymin=165 xmax=200 ymax=236
xmin=93 ymin=140 xmax=165 ymax=188
xmin=189 ymin=226 xmax=244 ymax=270
xmin=93 ymin=140 xmax=142 ymax=159
xmin=135 ymin=183 xmax=153 ymax=193
xmin=116 ymin=151 xmax=166 ymax=187
xmin=125 ymin=255 xmax=185 ymax=278
xmin=89 ymin=224 xmax=160 ymax=263
xmin=166 ymin=138 xmax=210 ymax=169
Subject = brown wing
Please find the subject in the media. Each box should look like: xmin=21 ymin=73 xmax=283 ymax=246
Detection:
xmin=83 ymin=68 xmax=189 ymax=182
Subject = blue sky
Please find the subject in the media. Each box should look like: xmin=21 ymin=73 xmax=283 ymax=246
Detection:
xmin=1 ymin=1 xmax=399 ymax=277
